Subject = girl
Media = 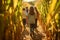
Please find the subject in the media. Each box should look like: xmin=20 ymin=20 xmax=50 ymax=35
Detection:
xmin=28 ymin=6 xmax=36 ymax=37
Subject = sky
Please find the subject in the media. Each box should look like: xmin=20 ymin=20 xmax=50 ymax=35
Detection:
xmin=23 ymin=0 xmax=35 ymax=2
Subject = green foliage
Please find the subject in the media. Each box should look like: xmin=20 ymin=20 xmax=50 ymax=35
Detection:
xmin=38 ymin=0 xmax=48 ymax=23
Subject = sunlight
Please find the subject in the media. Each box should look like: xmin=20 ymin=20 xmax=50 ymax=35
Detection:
xmin=9 ymin=7 xmax=12 ymax=14
xmin=13 ymin=0 xmax=18 ymax=9
xmin=23 ymin=0 xmax=35 ymax=2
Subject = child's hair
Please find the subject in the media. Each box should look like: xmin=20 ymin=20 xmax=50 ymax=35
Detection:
xmin=26 ymin=7 xmax=28 ymax=12
xmin=22 ymin=8 xmax=25 ymax=11
xmin=29 ymin=6 xmax=35 ymax=15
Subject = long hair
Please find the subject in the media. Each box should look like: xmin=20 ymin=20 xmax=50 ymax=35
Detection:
xmin=29 ymin=6 xmax=35 ymax=15
xmin=26 ymin=7 xmax=28 ymax=13
xmin=22 ymin=8 xmax=25 ymax=11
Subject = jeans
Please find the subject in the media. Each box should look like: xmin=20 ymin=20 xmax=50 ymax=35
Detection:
xmin=30 ymin=24 xmax=35 ymax=37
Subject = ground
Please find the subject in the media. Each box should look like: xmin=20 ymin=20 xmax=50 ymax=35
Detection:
xmin=22 ymin=20 xmax=47 ymax=40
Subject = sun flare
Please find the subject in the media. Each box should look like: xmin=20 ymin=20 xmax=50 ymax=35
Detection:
xmin=23 ymin=0 xmax=35 ymax=2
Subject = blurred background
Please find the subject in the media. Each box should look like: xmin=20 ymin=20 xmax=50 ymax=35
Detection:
xmin=0 ymin=0 xmax=60 ymax=40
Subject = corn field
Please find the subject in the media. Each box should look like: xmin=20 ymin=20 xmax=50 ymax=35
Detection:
xmin=0 ymin=0 xmax=60 ymax=40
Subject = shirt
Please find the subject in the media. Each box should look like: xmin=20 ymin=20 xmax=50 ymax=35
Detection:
xmin=28 ymin=14 xmax=36 ymax=24
xmin=22 ymin=11 xmax=27 ymax=19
